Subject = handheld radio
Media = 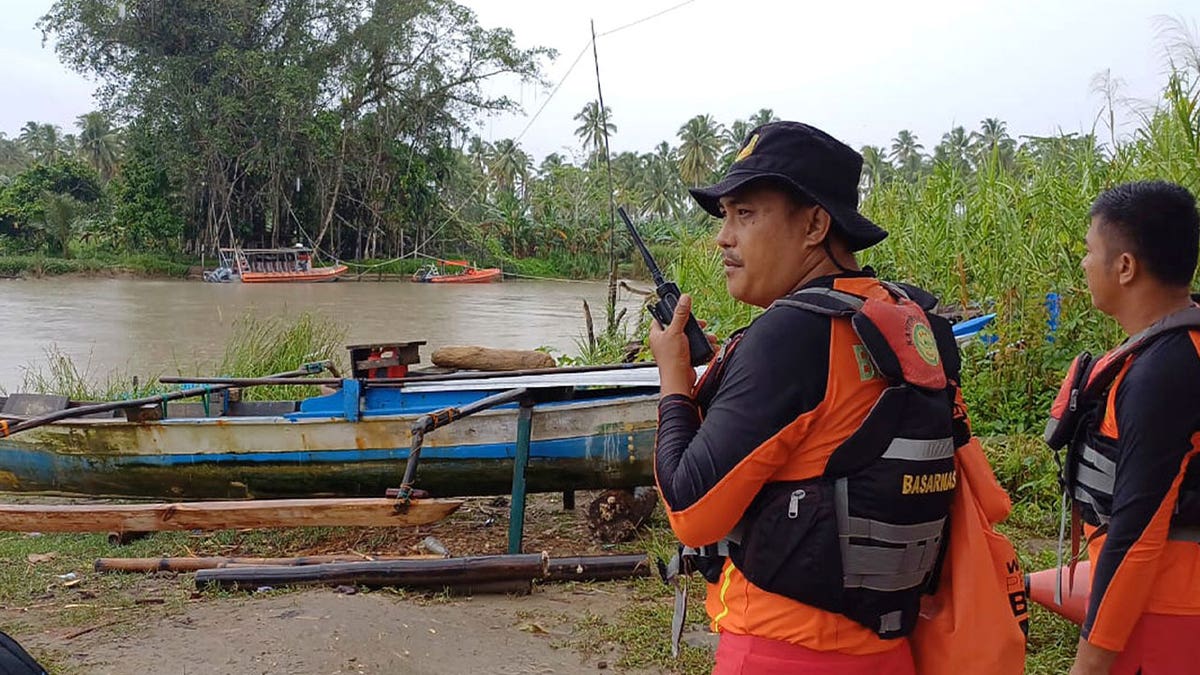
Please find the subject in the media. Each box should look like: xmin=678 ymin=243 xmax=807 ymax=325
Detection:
xmin=618 ymin=207 xmax=715 ymax=367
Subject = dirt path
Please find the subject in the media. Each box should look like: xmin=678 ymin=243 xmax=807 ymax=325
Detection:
xmin=17 ymin=584 xmax=648 ymax=674
xmin=0 ymin=492 xmax=698 ymax=673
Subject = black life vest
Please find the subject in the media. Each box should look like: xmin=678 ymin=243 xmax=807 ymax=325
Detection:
xmin=718 ymin=282 xmax=959 ymax=639
xmin=1045 ymin=306 xmax=1200 ymax=539
xmin=0 ymin=630 xmax=46 ymax=675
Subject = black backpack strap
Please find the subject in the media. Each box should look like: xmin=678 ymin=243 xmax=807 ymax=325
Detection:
xmin=770 ymin=287 xmax=864 ymax=316
xmin=1084 ymin=306 xmax=1200 ymax=397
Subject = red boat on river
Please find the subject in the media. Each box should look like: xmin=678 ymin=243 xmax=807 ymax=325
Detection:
xmin=411 ymin=260 xmax=502 ymax=284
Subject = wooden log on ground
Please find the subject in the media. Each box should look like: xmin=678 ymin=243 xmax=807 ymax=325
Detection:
xmin=545 ymin=554 xmax=652 ymax=582
xmin=586 ymin=487 xmax=659 ymax=544
xmin=431 ymin=346 xmax=555 ymax=372
xmin=0 ymin=498 xmax=463 ymax=533
xmin=94 ymin=554 xmax=434 ymax=573
xmin=195 ymin=552 xmax=550 ymax=591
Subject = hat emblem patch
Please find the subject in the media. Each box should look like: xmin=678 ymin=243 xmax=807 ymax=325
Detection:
xmin=735 ymin=134 xmax=760 ymax=163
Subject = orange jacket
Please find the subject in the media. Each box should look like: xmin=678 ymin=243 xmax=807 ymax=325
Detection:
xmin=655 ymin=275 xmax=935 ymax=654
xmin=1082 ymin=330 xmax=1200 ymax=651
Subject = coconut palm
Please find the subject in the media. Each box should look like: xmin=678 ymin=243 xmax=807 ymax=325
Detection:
xmin=0 ymin=133 xmax=30 ymax=175
xmin=466 ymin=136 xmax=491 ymax=174
xmin=889 ymin=130 xmax=925 ymax=181
xmin=611 ymin=151 xmax=645 ymax=207
xmin=488 ymin=138 xmax=532 ymax=196
xmin=18 ymin=122 xmax=64 ymax=162
xmin=677 ymin=114 xmax=725 ymax=187
xmin=859 ymin=145 xmax=893 ymax=194
xmin=76 ymin=112 xmax=123 ymax=181
xmin=32 ymin=191 xmax=82 ymax=258
xmin=642 ymin=156 xmax=682 ymax=220
xmin=538 ymin=152 xmax=566 ymax=176
xmin=719 ymin=119 xmax=752 ymax=170
xmin=970 ymin=118 xmax=1016 ymax=168
xmin=573 ymin=101 xmax=617 ymax=155
xmin=748 ymin=108 xmax=779 ymax=128
xmin=933 ymin=126 xmax=972 ymax=175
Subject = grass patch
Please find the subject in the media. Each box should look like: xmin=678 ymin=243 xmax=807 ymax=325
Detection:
xmin=11 ymin=345 xmax=167 ymax=400
xmin=215 ymin=311 xmax=348 ymax=400
xmin=567 ymin=576 xmax=713 ymax=675
xmin=0 ymin=253 xmax=191 ymax=278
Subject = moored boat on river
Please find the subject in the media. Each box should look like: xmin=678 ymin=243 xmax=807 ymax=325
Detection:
xmin=205 ymin=246 xmax=348 ymax=283
xmin=411 ymin=259 xmax=502 ymax=283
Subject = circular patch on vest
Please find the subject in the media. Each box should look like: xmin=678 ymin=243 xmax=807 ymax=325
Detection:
xmin=912 ymin=323 xmax=940 ymax=366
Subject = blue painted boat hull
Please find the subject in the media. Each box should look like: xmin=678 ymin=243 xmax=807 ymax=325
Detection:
xmin=0 ymin=387 xmax=660 ymax=500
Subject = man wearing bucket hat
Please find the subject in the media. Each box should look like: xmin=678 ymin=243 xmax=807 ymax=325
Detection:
xmin=649 ymin=121 xmax=968 ymax=673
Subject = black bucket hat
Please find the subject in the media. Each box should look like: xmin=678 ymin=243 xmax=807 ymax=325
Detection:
xmin=689 ymin=121 xmax=887 ymax=251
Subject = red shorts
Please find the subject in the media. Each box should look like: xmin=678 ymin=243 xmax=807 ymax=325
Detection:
xmin=1110 ymin=613 xmax=1200 ymax=675
xmin=712 ymin=632 xmax=915 ymax=675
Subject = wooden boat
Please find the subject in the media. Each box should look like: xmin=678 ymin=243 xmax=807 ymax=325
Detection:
xmin=0 ymin=368 xmax=660 ymax=501
xmin=206 ymin=246 xmax=348 ymax=283
xmin=411 ymin=260 xmax=502 ymax=284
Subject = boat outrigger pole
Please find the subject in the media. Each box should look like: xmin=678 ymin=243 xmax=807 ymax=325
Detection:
xmin=392 ymin=387 xmax=531 ymax=506
xmin=0 ymin=361 xmax=333 ymax=438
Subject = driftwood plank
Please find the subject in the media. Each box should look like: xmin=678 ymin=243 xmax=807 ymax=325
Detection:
xmin=0 ymin=498 xmax=463 ymax=533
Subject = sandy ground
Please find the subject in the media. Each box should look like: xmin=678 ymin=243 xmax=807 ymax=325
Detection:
xmin=1 ymin=493 xmax=683 ymax=674
xmin=39 ymin=585 xmax=640 ymax=675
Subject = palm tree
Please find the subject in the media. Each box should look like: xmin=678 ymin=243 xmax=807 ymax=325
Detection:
xmin=19 ymin=122 xmax=64 ymax=162
xmin=748 ymin=108 xmax=779 ymax=128
xmin=933 ymin=126 xmax=971 ymax=175
xmin=677 ymin=114 xmax=725 ymax=187
xmin=889 ymin=130 xmax=924 ymax=181
xmin=642 ymin=152 xmax=681 ymax=220
xmin=538 ymin=152 xmax=566 ymax=176
xmin=76 ymin=112 xmax=123 ymax=181
xmin=0 ymin=133 xmax=30 ymax=175
xmin=719 ymin=119 xmax=752 ymax=170
xmin=33 ymin=191 xmax=81 ymax=258
xmin=573 ymin=101 xmax=617 ymax=155
xmin=970 ymin=118 xmax=1016 ymax=168
xmin=859 ymin=145 xmax=893 ymax=194
xmin=466 ymin=136 xmax=491 ymax=172
xmin=488 ymin=138 xmax=532 ymax=196
xmin=612 ymin=151 xmax=645 ymax=207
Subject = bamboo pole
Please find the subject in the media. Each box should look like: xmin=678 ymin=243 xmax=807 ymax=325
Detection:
xmin=94 ymin=554 xmax=439 ymax=573
xmin=195 ymin=552 xmax=551 ymax=591
xmin=0 ymin=498 xmax=463 ymax=533
xmin=156 ymin=361 xmax=658 ymax=388
xmin=0 ymin=363 xmax=329 ymax=438
xmin=544 ymin=554 xmax=651 ymax=582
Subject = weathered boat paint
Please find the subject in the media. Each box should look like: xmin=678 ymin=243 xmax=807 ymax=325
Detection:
xmin=0 ymin=387 xmax=659 ymax=499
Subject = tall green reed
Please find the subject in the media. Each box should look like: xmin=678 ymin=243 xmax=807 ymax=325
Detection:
xmin=216 ymin=312 xmax=348 ymax=400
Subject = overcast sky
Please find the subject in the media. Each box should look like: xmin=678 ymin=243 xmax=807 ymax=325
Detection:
xmin=2 ymin=0 xmax=1197 ymax=160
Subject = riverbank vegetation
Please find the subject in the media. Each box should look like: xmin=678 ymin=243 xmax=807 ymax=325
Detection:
xmin=0 ymin=2 xmax=1097 ymax=284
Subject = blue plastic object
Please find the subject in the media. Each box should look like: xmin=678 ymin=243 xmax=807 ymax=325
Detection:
xmin=1046 ymin=292 xmax=1061 ymax=343
xmin=952 ymin=313 xmax=997 ymax=344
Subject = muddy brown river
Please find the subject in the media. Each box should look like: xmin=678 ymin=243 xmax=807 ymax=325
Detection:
xmin=0 ymin=277 xmax=645 ymax=392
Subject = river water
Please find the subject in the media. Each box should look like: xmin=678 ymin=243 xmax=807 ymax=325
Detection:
xmin=0 ymin=277 xmax=645 ymax=392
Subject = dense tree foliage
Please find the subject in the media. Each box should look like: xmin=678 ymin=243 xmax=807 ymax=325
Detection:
xmin=2 ymin=6 xmax=1196 ymax=291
